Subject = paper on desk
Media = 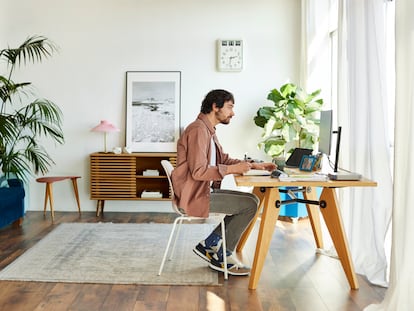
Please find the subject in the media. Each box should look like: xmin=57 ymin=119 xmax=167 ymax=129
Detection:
xmin=242 ymin=169 xmax=271 ymax=176
xmin=278 ymin=168 xmax=328 ymax=181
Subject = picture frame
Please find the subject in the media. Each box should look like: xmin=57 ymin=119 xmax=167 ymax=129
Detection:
xmin=126 ymin=71 xmax=181 ymax=152
xmin=299 ymin=155 xmax=317 ymax=171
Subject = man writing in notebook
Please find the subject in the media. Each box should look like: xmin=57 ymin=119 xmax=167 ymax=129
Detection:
xmin=171 ymin=89 xmax=276 ymax=276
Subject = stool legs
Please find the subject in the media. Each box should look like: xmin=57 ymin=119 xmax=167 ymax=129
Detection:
xmin=38 ymin=177 xmax=82 ymax=222
xmin=71 ymin=177 xmax=81 ymax=215
xmin=42 ymin=185 xmax=48 ymax=217
xmin=43 ymin=182 xmax=55 ymax=222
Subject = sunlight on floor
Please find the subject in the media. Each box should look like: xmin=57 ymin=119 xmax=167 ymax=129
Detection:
xmin=206 ymin=291 xmax=226 ymax=311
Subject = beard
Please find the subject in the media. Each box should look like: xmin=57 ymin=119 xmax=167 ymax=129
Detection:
xmin=215 ymin=111 xmax=232 ymax=124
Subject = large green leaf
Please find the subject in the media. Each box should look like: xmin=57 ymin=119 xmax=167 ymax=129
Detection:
xmin=267 ymin=88 xmax=284 ymax=104
xmin=263 ymin=137 xmax=285 ymax=157
xmin=280 ymin=83 xmax=297 ymax=97
xmin=254 ymin=106 xmax=276 ymax=127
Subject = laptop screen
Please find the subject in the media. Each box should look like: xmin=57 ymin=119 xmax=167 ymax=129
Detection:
xmin=285 ymin=148 xmax=313 ymax=167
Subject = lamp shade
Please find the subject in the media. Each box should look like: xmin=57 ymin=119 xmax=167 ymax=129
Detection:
xmin=91 ymin=120 xmax=120 ymax=153
xmin=91 ymin=120 xmax=120 ymax=133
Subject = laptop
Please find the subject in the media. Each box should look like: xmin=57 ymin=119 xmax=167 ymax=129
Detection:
xmin=285 ymin=148 xmax=313 ymax=168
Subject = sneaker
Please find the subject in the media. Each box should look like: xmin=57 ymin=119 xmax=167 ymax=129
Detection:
xmin=193 ymin=240 xmax=220 ymax=263
xmin=208 ymin=253 xmax=250 ymax=276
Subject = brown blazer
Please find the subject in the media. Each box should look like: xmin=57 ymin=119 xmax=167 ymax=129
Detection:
xmin=171 ymin=113 xmax=241 ymax=217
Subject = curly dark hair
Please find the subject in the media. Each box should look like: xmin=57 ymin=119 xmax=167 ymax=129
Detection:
xmin=200 ymin=89 xmax=234 ymax=114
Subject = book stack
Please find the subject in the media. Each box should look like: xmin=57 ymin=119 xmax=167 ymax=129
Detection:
xmin=141 ymin=190 xmax=163 ymax=198
xmin=143 ymin=169 xmax=159 ymax=176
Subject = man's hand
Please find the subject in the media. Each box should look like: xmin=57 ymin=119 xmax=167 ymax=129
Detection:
xmin=251 ymin=162 xmax=277 ymax=171
xmin=228 ymin=162 xmax=252 ymax=174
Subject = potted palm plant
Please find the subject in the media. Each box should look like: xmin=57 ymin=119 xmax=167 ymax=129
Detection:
xmin=254 ymin=83 xmax=323 ymax=160
xmin=0 ymin=35 xmax=64 ymax=182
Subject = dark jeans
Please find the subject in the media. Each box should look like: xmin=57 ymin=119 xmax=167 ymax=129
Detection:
xmin=209 ymin=189 xmax=259 ymax=251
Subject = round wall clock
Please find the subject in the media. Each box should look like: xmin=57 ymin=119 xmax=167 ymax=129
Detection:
xmin=216 ymin=39 xmax=243 ymax=72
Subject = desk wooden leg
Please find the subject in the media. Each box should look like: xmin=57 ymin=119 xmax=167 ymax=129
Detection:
xmin=46 ymin=183 xmax=55 ymax=222
xmin=236 ymin=187 xmax=265 ymax=252
xmin=71 ymin=178 xmax=81 ymax=215
xmin=319 ymin=188 xmax=359 ymax=290
xmin=249 ymin=187 xmax=280 ymax=290
xmin=304 ymin=187 xmax=324 ymax=248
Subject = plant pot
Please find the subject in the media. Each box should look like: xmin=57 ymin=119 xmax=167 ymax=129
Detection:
xmin=272 ymin=156 xmax=286 ymax=171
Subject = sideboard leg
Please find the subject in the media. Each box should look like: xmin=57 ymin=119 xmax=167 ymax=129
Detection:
xmin=96 ymin=200 xmax=105 ymax=217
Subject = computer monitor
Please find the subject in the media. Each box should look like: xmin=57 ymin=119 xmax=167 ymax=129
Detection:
xmin=318 ymin=110 xmax=344 ymax=174
xmin=318 ymin=110 xmax=333 ymax=155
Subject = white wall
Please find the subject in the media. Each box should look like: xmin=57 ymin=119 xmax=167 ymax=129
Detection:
xmin=3 ymin=0 xmax=300 ymax=212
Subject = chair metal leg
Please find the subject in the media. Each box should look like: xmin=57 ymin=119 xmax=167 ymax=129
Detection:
xmin=220 ymin=216 xmax=228 ymax=280
xmin=158 ymin=214 xmax=228 ymax=279
xmin=158 ymin=217 xmax=182 ymax=276
xmin=169 ymin=218 xmax=184 ymax=261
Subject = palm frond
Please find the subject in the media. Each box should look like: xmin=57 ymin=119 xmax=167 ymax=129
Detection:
xmin=0 ymin=36 xmax=63 ymax=180
xmin=0 ymin=149 xmax=32 ymax=181
xmin=0 ymin=114 xmax=19 ymax=142
xmin=0 ymin=76 xmax=31 ymax=108
xmin=0 ymin=35 xmax=58 ymax=67
xmin=19 ymin=99 xmax=64 ymax=143
xmin=25 ymin=143 xmax=54 ymax=176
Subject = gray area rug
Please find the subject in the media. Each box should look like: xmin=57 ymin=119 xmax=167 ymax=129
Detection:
xmin=0 ymin=222 xmax=219 ymax=286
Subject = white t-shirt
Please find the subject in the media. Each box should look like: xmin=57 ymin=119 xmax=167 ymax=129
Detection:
xmin=210 ymin=137 xmax=216 ymax=166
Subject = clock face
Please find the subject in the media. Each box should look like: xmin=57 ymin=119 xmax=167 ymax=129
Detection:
xmin=217 ymin=40 xmax=243 ymax=72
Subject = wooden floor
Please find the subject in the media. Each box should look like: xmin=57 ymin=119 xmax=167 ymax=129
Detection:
xmin=0 ymin=211 xmax=386 ymax=311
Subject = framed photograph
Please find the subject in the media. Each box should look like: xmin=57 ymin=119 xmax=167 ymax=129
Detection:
xmin=126 ymin=71 xmax=181 ymax=152
xmin=299 ymin=155 xmax=317 ymax=171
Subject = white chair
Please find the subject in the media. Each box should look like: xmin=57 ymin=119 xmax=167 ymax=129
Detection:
xmin=158 ymin=160 xmax=228 ymax=280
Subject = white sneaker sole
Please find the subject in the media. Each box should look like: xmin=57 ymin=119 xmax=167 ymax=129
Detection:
xmin=208 ymin=262 xmax=250 ymax=276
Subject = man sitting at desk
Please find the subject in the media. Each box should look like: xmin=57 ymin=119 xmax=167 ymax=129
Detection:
xmin=172 ymin=89 xmax=275 ymax=276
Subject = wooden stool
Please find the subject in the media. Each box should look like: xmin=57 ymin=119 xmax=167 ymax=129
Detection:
xmin=36 ymin=176 xmax=81 ymax=222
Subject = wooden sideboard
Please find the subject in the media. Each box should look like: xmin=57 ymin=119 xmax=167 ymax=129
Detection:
xmin=90 ymin=152 xmax=177 ymax=215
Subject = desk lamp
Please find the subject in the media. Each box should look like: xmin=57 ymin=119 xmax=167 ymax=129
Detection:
xmin=91 ymin=120 xmax=120 ymax=153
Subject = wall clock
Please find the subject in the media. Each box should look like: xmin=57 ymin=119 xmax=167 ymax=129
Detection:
xmin=216 ymin=39 xmax=243 ymax=72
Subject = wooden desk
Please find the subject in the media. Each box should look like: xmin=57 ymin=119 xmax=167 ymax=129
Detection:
xmin=234 ymin=175 xmax=377 ymax=290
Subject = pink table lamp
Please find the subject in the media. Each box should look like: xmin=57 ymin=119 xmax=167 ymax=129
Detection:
xmin=91 ymin=120 xmax=120 ymax=153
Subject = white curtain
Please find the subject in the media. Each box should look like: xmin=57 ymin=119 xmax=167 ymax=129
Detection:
xmin=365 ymin=0 xmax=414 ymax=309
xmin=302 ymin=0 xmax=393 ymax=287
xmin=300 ymin=0 xmax=331 ymax=96
xmin=336 ymin=0 xmax=393 ymax=287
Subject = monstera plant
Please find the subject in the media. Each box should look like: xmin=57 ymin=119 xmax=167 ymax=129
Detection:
xmin=0 ymin=35 xmax=64 ymax=181
xmin=254 ymin=83 xmax=323 ymax=158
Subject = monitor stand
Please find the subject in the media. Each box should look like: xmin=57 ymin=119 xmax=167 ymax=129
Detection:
xmin=328 ymin=125 xmax=362 ymax=180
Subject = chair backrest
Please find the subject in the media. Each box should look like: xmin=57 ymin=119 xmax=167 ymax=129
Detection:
xmin=161 ymin=160 xmax=183 ymax=215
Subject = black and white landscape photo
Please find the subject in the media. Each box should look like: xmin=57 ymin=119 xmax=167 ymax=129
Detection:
xmin=131 ymin=81 xmax=176 ymax=143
